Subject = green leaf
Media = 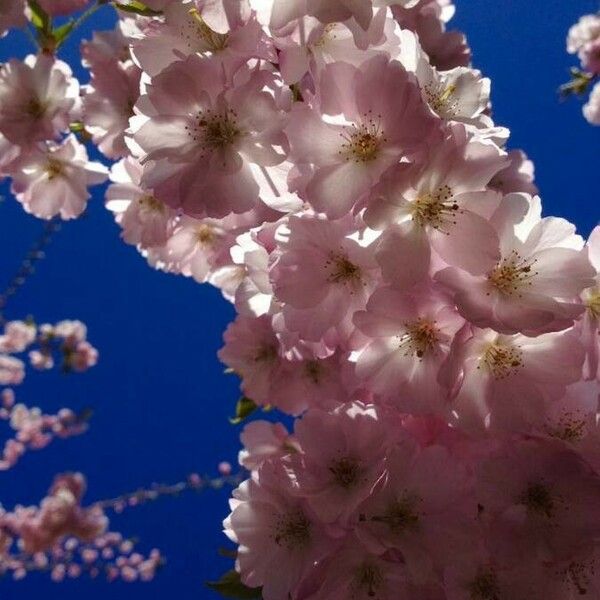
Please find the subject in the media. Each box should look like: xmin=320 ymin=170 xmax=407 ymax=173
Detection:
xmin=27 ymin=0 xmax=51 ymax=34
xmin=113 ymin=1 xmax=163 ymax=16
xmin=229 ymin=397 xmax=257 ymax=425
xmin=53 ymin=20 xmax=76 ymax=45
xmin=206 ymin=571 xmax=263 ymax=599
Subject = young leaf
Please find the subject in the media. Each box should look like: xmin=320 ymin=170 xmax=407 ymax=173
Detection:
xmin=206 ymin=570 xmax=263 ymax=599
xmin=27 ymin=0 xmax=51 ymax=34
xmin=229 ymin=397 xmax=258 ymax=425
xmin=113 ymin=1 xmax=163 ymax=16
xmin=53 ymin=20 xmax=76 ymax=46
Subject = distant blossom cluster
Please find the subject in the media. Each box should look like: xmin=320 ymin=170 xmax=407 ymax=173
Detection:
xmin=564 ymin=12 xmax=600 ymax=125
xmin=0 ymin=0 xmax=599 ymax=598
xmin=0 ymin=472 xmax=163 ymax=582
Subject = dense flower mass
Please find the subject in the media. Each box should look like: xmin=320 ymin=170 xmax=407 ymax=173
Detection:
xmin=0 ymin=0 xmax=598 ymax=596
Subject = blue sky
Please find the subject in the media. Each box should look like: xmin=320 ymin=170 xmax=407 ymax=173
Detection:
xmin=0 ymin=1 xmax=598 ymax=598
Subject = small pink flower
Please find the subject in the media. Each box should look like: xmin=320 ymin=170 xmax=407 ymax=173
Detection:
xmin=0 ymin=55 xmax=78 ymax=146
xmin=10 ymin=136 xmax=108 ymax=220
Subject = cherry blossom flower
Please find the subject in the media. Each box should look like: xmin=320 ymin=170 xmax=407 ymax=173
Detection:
xmin=353 ymin=284 xmax=464 ymax=414
xmin=82 ymin=57 xmax=141 ymax=159
xmin=10 ymin=136 xmax=108 ymax=220
xmin=365 ymin=125 xmax=507 ymax=288
xmin=238 ymin=421 xmax=300 ymax=471
xmin=224 ymin=461 xmax=336 ymax=600
xmin=106 ymin=157 xmax=175 ymax=249
xmin=443 ymin=327 xmax=585 ymax=433
xmin=131 ymin=0 xmax=273 ymax=78
xmin=305 ymin=537 xmax=408 ymax=600
xmin=271 ymin=215 xmax=379 ymax=342
xmin=476 ymin=439 xmax=600 ymax=564
xmin=436 ymin=193 xmax=595 ymax=335
xmin=357 ymin=441 xmax=476 ymax=584
xmin=290 ymin=403 xmax=389 ymax=523
xmin=390 ymin=0 xmax=471 ymax=70
xmin=286 ymin=55 xmax=437 ymax=218
xmin=131 ymin=57 xmax=289 ymax=217
xmin=0 ymin=55 xmax=78 ymax=147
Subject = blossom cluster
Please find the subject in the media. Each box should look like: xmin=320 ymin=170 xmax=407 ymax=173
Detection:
xmin=0 ymin=472 xmax=163 ymax=582
xmin=0 ymin=0 xmax=598 ymax=597
xmin=564 ymin=12 xmax=600 ymax=125
xmin=0 ymin=319 xmax=98 ymax=469
xmin=0 ymin=319 xmax=98 ymax=384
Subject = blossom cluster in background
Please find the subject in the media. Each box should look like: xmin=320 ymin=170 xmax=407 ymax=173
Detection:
xmin=0 ymin=0 xmax=598 ymax=598
xmin=564 ymin=12 xmax=600 ymax=125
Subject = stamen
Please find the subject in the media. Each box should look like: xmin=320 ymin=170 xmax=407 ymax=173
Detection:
xmin=25 ymin=97 xmax=46 ymax=119
xmin=253 ymin=344 xmax=277 ymax=363
xmin=325 ymin=252 xmax=363 ymax=287
xmin=273 ymin=510 xmax=311 ymax=550
xmin=480 ymin=343 xmax=523 ymax=379
xmin=196 ymin=224 xmax=216 ymax=245
xmin=467 ymin=570 xmax=501 ymax=600
xmin=138 ymin=194 xmax=164 ymax=213
xmin=396 ymin=319 xmax=439 ymax=358
xmin=546 ymin=412 xmax=587 ymax=442
xmin=586 ymin=291 xmax=600 ymax=319
xmin=411 ymin=185 xmax=459 ymax=232
xmin=188 ymin=8 xmax=229 ymax=52
xmin=521 ymin=482 xmax=555 ymax=518
xmin=371 ymin=495 xmax=420 ymax=533
xmin=303 ymin=360 xmax=322 ymax=385
xmin=328 ymin=456 xmax=360 ymax=488
xmin=186 ymin=108 xmax=241 ymax=160
xmin=487 ymin=250 xmax=538 ymax=296
xmin=45 ymin=159 xmax=64 ymax=181
xmin=339 ymin=112 xmax=387 ymax=163
xmin=424 ymin=82 xmax=460 ymax=118
xmin=351 ymin=562 xmax=384 ymax=598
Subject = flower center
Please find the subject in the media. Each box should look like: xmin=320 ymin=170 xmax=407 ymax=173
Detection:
xmin=325 ymin=253 xmax=363 ymax=286
xmin=481 ymin=343 xmax=523 ymax=379
xmin=25 ymin=97 xmax=46 ymax=119
xmin=329 ymin=456 xmax=360 ymax=488
xmin=351 ymin=562 xmax=385 ymax=598
xmin=187 ymin=109 xmax=241 ymax=156
xmin=411 ymin=185 xmax=459 ymax=231
xmin=564 ymin=561 xmax=594 ymax=596
xmin=424 ymin=82 xmax=459 ymax=118
xmin=138 ymin=194 xmax=164 ymax=213
xmin=273 ymin=510 xmax=311 ymax=550
xmin=303 ymin=360 xmax=322 ymax=384
xmin=372 ymin=495 xmax=420 ymax=533
xmin=546 ymin=411 xmax=587 ymax=442
xmin=339 ymin=113 xmax=386 ymax=163
xmin=313 ymin=23 xmax=338 ymax=48
xmin=467 ymin=570 xmax=501 ymax=600
xmin=397 ymin=319 xmax=439 ymax=358
xmin=586 ymin=291 xmax=600 ymax=319
xmin=522 ymin=482 xmax=555 ymax=518
xmin=487 ymin=251 xmax=537 ymax=296
xmin=196 ymin=224 xmax=216 ymax=245
xmin=188 ymin=8 xmax=229 ymax=52
xmin=45 ymin=159 xmax=64 ymax=180
xmin=253 ymin=344 xmax=277 ymax=363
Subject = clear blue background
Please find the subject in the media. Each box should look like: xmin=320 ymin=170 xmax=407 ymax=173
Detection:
xmin=0 ymin=1 xmax=598 ymax=598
